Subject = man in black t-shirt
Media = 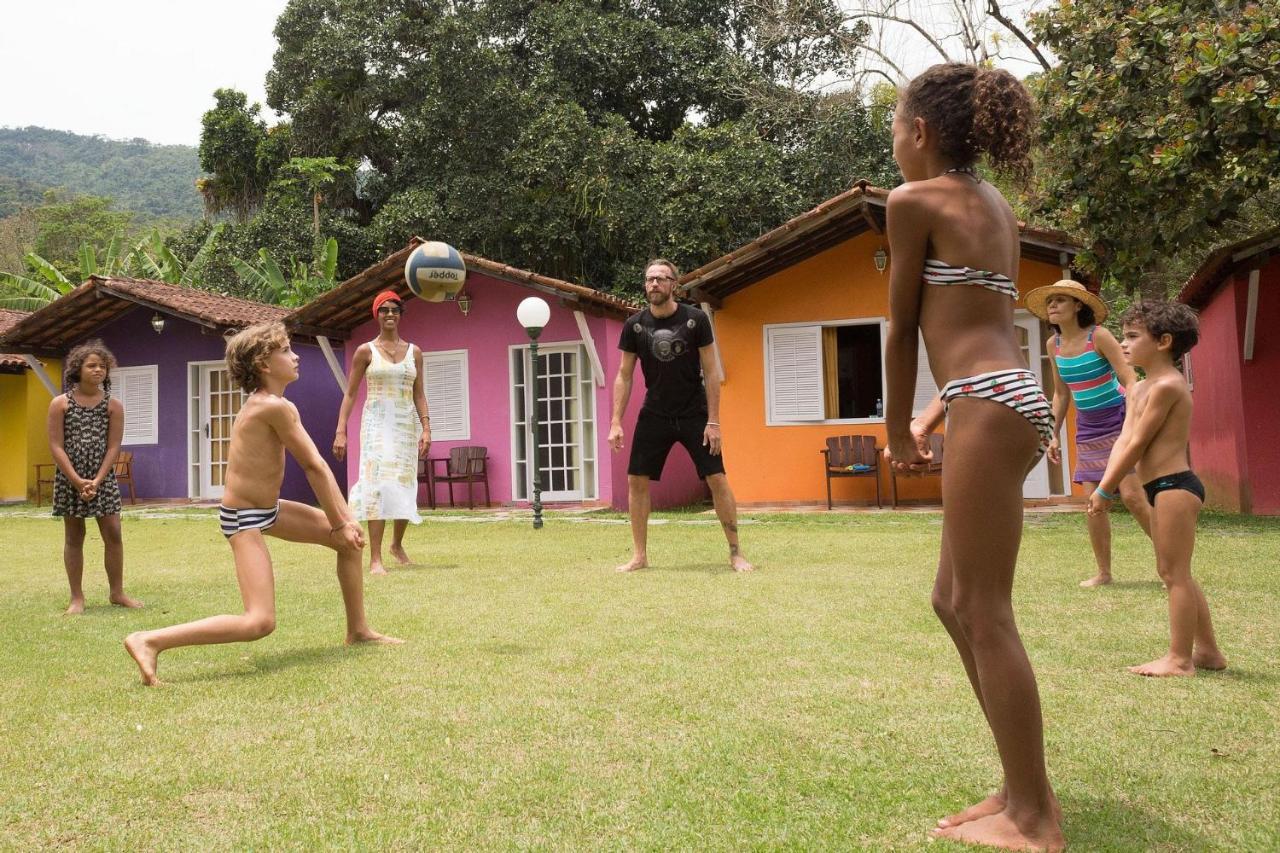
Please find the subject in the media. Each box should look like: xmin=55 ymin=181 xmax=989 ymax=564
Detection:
xmin=608 ymin=259 xmax=753 ymax=573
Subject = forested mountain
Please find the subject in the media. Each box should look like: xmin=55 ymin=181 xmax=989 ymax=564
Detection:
xmin=0 ymin=127 xmax=202 ymax=219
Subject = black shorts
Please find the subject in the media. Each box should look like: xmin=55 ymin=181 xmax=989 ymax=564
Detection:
xmin=628 ymin=411 xmax=726 ymax=481
xmin=1143 ymin=470 xmax=1205 ymax=505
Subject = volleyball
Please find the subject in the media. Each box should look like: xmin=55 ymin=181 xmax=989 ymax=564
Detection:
xmin=404 ymin=241 xmax=467 ymax=302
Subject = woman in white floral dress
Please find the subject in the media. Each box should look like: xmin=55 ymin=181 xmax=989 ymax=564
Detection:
xmin=334 ymin=291 xmax=431 ymax=573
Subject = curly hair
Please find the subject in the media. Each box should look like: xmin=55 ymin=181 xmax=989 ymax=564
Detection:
xmin=900 ymin=63 xmax=1035 ymax=182
xmin=63 ymin=339 xmax=117 ymax=394
xmin=1121 ymin=301 xmax=1200 ymax=361
xmin=224 ymin=322 xmax=290 ymax=393
xmin=1048 ymin=298 xmax=1097 ymax=335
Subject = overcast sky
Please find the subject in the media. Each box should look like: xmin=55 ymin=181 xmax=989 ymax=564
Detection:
xmin=0 ymin=1 xmax=1044 ymax=148
xmin=0 ymin=0 xmax=290 ymax=147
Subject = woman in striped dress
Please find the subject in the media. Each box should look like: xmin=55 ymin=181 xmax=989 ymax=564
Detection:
xmin=1028 ymin=281 xmax=1152 ymax=587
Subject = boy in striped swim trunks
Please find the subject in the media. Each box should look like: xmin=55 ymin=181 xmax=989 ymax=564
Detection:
xmin=1027 ymin=280 xmax=1153 ymax=587
xmin=125 ymin=322 xmax=402 ymax=686
xmin=1088 ymin=302 xmax=1225 ymax=677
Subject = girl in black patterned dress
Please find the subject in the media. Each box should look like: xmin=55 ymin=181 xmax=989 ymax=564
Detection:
xmin=47 ymin=340 xmax=142 ymax=614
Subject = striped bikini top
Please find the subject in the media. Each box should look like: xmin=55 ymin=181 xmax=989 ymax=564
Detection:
xmin=1054 ymin=327 xmax=1124 ymax=411
xmin=922 ymin=259 xmax=1019 ymax=299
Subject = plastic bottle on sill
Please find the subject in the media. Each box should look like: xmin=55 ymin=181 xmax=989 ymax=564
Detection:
xmin=875 ymin=398 xmax=883 ymax=418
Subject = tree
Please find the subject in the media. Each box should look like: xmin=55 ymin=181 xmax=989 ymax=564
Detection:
xmin=31 ymin=192 xmax=133 ymax=275
xmin=1029 ymin=0 xmax=1280 ymax=286
xmin=198 ymin=89 xmax=274 ymax=222
xmin=279 ymin=157 xmax=351 ymax=237
xmin=255 ymin=0 xmax=894 ymax=294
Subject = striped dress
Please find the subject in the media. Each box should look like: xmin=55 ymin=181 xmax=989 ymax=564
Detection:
xmin=1054 ymin=328 xmax=1127 ymax=484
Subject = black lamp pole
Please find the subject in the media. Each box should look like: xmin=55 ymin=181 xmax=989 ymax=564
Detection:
xmin=526 ymin=326 xmax=544 ymax=530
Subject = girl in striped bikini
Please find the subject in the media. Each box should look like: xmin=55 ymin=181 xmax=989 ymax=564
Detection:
xmin=1028 ymin=281 xmax=1152 ymax=587
xmin=883 ymin=64 xmax=1063 ymax=851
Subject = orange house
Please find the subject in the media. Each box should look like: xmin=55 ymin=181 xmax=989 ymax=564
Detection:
xmin=681 ymin=182 xmax=1089 ymax=507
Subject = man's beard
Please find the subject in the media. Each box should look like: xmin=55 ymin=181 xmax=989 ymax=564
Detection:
xmin=646 ymin=290 xmax=671 ymax=306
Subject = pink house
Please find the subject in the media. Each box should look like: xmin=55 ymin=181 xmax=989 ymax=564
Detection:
xmin=286 ymin=240 xmax=708 ymax=510
xmin=1178 ymin=227 xmax=1280 ymax=515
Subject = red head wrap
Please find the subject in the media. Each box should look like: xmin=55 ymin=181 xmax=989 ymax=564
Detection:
xmin=372 ymin=290 xmax=403 ymax=318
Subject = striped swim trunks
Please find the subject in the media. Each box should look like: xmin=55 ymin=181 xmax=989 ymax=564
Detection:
xmin=940 ymin=368 xmax=1055 ymax=462
xmin=219 ymin=503 xmax=280 ymax=538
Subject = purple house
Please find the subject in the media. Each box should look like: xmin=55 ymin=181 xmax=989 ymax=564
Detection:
xmin=0 ymin=276 xmax=344 ymax=503
xmin=285 ymin=241 xmax=708 ymax=510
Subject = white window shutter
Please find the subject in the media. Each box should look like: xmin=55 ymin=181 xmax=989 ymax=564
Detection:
xmin=423 ymin=350 xmax=469 ymax=441
xmin=114 ymin=366 xmax=158 ymax=445
xmin=765 ymin=325 xmax=824 ymax=422
xmin=913 ymin=332 xmax=940 ymax=417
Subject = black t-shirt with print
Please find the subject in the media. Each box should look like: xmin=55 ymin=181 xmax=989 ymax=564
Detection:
xmin=618 ymin=303 xmax=715 ymax=418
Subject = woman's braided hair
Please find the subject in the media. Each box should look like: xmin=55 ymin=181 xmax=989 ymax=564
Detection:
xmin=900 ymin=63 xmax=1035 ymax=183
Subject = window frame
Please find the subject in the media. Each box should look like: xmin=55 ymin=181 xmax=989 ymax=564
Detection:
xmin=422 ymin=348 xmax=470 ymax=442
xmin=763 ymin=317 xmax=889 ymax=426
xmin=112 ymin=364 xmax=159 ymax=445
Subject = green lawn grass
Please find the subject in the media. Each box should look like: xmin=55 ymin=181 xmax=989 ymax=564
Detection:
xmin=1 ymin=507 xmax=1277 ymax=850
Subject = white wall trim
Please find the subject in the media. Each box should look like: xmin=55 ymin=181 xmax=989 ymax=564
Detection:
xmin=1244 ymin=268 xmax=1260 ymax=361
xmin=316 ymin=336 xmax=347 ymax=392
xmin=21 ymin=355 xmax=58 ymax=397
xmin=572 ymin=310 xmax=606 ymax=387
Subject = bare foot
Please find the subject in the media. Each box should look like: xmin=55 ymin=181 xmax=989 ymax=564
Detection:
xmin=109 ymin=593 xmax=144 ymax=608
xmin=1193 ymin=651 xmax=1228 ymax=671
xmin=346 ymin=629 xmax=405 ymax=645
xmin=389 ymin=544 xmax=412 ymax=565
xmin=933 ymin=810 xmax=1064 ymax=851
xmin=369 ymin=561 xmax=388 ymax=575
xmin=1128 ymin=653 xmax=1195 ymax=677
xmin=730 ymin=554 xmax=754 ymax=572
xmin=124 ymin=632 xmax=161 ymax=686
xmin=64 ymin=598 xmax=85 ymax=615
xmin=938 ymin=792 xmax=1006 ymax=829
xmin=1079 ymin=574 xmax=1113 ymax=588
xmin=615 ymin=556 xmax=647 ymax=573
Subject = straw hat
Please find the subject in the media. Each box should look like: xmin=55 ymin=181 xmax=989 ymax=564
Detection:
xmin=1024 ymin=279 xmax=1108 ymax=324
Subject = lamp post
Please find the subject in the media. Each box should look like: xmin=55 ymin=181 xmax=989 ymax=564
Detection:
xmin=516 ymin=296 xmax=551 ymax=529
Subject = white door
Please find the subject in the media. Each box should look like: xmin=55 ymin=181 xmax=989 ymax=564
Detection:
xmin=1015 ymin=313 xmax=1050 ymax=499
xmin=190 ymin=363 xmax=245 ymax=500
xmin=510 ymin=344 xmax=597 ymax=502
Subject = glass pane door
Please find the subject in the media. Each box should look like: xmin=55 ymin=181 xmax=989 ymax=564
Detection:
xmin=197 ymin=364 xmax=245 ymax=499
xmin=510 ymin=344 xmax=597 ymax=502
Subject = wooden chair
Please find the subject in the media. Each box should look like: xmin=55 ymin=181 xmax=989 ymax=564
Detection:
xmin=891 ymin=433 xmax=944 ymax=508
xmin=34 ymin=452 xmax=137 ymax=505
xmin=822 ymin=435 xmax=882 ymax=509
xmin=113 ymin=450 xmax=137 ymax=504
xmin=425 ymin=446 xmax=490 ymax=509
xmin=34 ymin=463 xmax=56 ymax=506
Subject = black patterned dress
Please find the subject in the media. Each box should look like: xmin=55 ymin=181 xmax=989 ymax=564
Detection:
xmin=52 ymin=391 xmax=122 ymax=518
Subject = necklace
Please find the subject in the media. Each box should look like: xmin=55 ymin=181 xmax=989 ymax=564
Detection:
xmin=943 ymin=165 xmax=982 ymax=182
xmin=374 ymin=338 xmax=404 ymax=361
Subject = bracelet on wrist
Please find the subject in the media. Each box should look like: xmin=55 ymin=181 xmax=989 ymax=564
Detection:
xmin=330 ymin=520 xmax=353 ymax=533
xmin=1094 ymin=486 xmax=1117 ymax=501
xmin=706 ymin=421 xmax=720 ymax=427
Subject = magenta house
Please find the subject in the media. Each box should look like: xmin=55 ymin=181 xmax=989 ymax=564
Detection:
xmin=0 ymin=276 xmax=345 ymax=503
xmin=286 ymin=240 xmax=708 ymax=510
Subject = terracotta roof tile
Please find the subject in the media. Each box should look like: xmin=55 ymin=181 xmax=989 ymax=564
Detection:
xmin=0 ymin=309 xmax=31 ymax=370
xmin=286 ymin=239 xmax=641 ymax=337
xmin=682 ymin=180 xmax=1085 ymax=301
xmin=0 ymin=277 xmax=285 ymax=355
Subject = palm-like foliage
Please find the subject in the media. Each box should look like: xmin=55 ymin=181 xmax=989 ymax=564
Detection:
xmin=130 ymin=223 xmax=226 ymax=285
xmin=231 ymin=237 xmax=338 ymax=307
xmin=0 ymin=253 xmax=77 ymax=311
xmin=0 ymin=224 xmax=228 ymax=311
